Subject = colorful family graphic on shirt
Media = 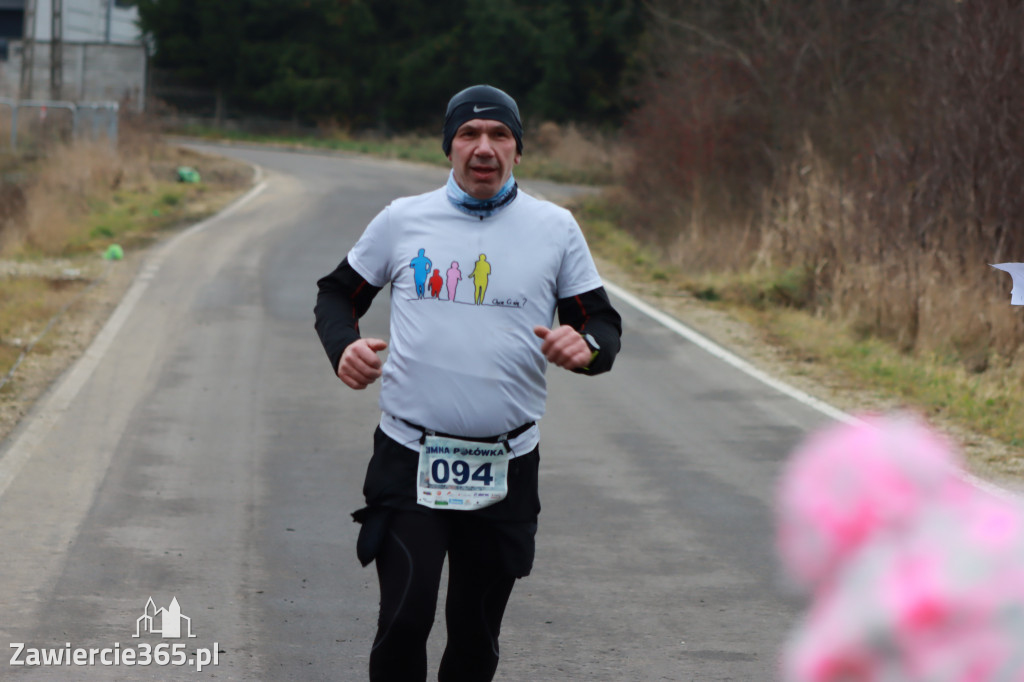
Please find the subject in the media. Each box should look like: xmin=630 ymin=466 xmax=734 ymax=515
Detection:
xmin=408 ymin=248 xmax=522 ymax=308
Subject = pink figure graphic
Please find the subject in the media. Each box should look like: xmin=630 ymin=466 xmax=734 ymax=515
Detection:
xmin=428 ymin=269 xmax=443 ymax=299
xmin=446 ymin=261 xmax=462 ymax=301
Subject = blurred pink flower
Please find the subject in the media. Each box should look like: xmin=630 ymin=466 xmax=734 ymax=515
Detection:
xmin=776 ymin=413 xmax=967 ymax=591
xmin=778 ymin=413 xmax=1024 ymax=682
xmin=783 ymin=497 xmax=1024 ymax=681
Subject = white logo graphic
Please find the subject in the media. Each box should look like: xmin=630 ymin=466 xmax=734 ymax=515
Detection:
xmin=10 ymin=596 xmax=219 ymax=671
xmin=134 ymin=597 xmax=196 ymax=639
xmin=472 ymin=105 xmax=498 ymax=113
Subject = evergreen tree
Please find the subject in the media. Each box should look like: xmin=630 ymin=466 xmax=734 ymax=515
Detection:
xmin=133 ymin=0 xmax=644 ymax=128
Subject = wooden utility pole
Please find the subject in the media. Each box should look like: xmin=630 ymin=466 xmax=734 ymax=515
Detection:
xmin=19 ymin=0 xmax=37 ymax=99
xmin=51 ymin=0 xmax=64 ymax=100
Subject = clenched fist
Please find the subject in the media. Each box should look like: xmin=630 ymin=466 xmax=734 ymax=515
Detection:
xmin=338 ymin=338 xmax=388 ymax=390
xmin=533 ymin=325 xmax=592 ymax=371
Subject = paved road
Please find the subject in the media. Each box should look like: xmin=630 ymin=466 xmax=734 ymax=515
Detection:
xmin=0 ymin=143 xmax=837 ymax=680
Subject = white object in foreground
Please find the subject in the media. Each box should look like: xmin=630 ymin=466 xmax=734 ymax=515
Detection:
xmin=990 ymin=263 xmax=1024 ymax=305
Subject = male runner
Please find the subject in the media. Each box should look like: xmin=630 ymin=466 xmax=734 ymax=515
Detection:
xmin=315 ymin=84 xmax=622 ymax=681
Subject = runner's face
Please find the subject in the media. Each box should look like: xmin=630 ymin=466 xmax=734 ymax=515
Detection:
xmin=448 ymin=119 xmax=521 ymax=200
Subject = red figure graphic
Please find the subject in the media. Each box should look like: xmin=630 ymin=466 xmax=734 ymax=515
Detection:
xmin=429 ymin=269 xmax=444 ymax=299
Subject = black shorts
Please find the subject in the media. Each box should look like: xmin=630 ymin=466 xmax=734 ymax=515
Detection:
xmin=353 ymin=427 xmax=542 ymax=577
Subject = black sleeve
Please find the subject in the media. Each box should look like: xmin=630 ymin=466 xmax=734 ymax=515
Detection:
xmin=314 ymin=257 xmax=383 ymax=373
xmin=556 ymin=286 xmax=622 ymax=375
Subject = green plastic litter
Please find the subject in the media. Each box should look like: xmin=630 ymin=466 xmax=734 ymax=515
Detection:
xmin=177 ymin=166 xmax=201 ymax=183
xmin=103 ymin=244 xmax=124 ymax=261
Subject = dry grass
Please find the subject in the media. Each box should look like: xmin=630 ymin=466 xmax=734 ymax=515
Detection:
xmin=0 ymin=275 xmax=90 ymax=393
xmin=1 ymin=126 xmax=249 ymax=259
xmin=12 ymin=142 xmax=125 ymax=255
xmin=756 ymin=139 xmax=1024 ymax=367
xmin=523 ymin=122 xmax=632 ymax=185
xmin=632 ymin=138 xmax=1024 ymax=454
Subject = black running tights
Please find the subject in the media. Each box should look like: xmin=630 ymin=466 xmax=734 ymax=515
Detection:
xmin=368 ymin=509 xmax=517 ymax=682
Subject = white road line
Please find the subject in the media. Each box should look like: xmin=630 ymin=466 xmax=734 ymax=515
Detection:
xmin=603 ymin=279 xmax=1020 ymax=499
xmin=603 ymin=280 xmax=859 ymax=424
xmin=0 ymin=175 xmax=268 ymax=502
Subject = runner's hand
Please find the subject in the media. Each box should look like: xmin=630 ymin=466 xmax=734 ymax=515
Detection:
xmin=338 ymin=338 xmax=388 ymax=389
xmin=533 ymin=325 xmax=591 ymax=371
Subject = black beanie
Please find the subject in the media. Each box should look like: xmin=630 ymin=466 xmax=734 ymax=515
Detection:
xmin=442 ymin=85 xmax=523 ymax=155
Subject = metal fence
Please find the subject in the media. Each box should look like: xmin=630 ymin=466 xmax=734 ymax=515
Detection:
xmin=0 ymin=97 xmax=119 ymax=152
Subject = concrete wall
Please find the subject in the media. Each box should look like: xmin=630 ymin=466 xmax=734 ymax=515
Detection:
xmin=0 ymin=40 xmax=145 ymax=109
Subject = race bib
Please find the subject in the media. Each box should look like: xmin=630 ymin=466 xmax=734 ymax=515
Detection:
xmin=416 ymin=435 xmax=510 ymax=510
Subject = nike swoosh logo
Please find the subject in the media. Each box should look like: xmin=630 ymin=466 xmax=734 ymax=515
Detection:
xmin=473 ymin=105 xmax=498 ymax=113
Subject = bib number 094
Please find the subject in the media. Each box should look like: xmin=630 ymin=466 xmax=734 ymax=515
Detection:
xmin=416 ymin=434 xmax=511 ymax=510
xmin=430 ymin=458 xmax=495 ymax=487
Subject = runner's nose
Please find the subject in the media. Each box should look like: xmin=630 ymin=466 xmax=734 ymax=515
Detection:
xmin=475 ymin=134 xmax=495 ymax=156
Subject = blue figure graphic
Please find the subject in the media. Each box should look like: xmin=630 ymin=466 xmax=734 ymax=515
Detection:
xmin=409 ymin=248 xmax=432 ymax=298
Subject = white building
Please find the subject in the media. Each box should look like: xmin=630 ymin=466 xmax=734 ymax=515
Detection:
xmin=25 ymin=0 xmax=139 ymax=44
xmin=0 ymin=0 xmax=146 ymax=108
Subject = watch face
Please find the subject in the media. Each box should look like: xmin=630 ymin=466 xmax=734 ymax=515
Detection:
xmin=584 ymin=333 xmax=600 ymax=350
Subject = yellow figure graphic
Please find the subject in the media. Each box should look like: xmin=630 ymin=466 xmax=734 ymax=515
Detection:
xmin=470 ymin=254 xmax=491 ymax=305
